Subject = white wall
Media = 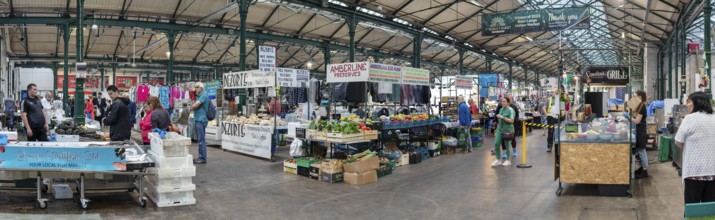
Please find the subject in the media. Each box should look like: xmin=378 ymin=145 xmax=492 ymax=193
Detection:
xmin=643 ymin=44 xmax=658 ymax=98
xmin=19 ymin=68 xmax=54 ymax=92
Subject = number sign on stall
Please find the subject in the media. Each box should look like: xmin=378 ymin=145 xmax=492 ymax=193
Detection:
xmin=221 ymin=122 xmax=274 ymax=159
xmin=258 ymin=46 xmax=276 ymax=73
xmin=223 ymin=70 xmax=276 ymax=89
xmin=402 ymin=67 xmax=430 ymax=86
xmin=368 ymin=63 xmax=402 ymax=83
xmin=327 ymin=62 xmax=370 ymax=83
xmin=455 ymin=76 xmax=473 ymax=89
xmin=0 ymin=145 xmax=127 ymax=171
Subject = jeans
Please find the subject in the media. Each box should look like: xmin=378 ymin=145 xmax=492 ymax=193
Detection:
xmin=636 ymin=148 xmax=649 ymax=170
xmin=195 ymin=120 xmax=208 ymax=161
xmin=462 ymin=126 xmax=472 ymax=152
xmin=547 ymin=116 xmax=557 ymax=149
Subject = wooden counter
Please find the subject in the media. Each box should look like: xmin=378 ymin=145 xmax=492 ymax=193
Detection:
xmin=560 ymin=142 xmax=630 ymax=185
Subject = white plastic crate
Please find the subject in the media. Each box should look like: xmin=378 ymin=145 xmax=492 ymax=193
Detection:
xmin=144 ymin=175 xmax=195 ymax=192
xmin=145 ymin=180 xmax=196 ymax=207
xmin=146 ymin=166 xmax=197 ymax=179
xmin=149 ymin=132 xmax=192 ymax=158
xmin=149 ymin=151 xmax=194 ymax=169
xmin=52 ymin=184 xmax=73 ymax=199
xmin=55 ymin=135 xmax=79 ymax=142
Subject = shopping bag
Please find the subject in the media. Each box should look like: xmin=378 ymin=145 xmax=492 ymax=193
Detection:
xmin=290 ymin=139 xmax=304 ymax=157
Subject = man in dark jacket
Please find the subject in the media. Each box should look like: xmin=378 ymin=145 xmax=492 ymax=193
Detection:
xmin=457 ymin=95 xmax=473 ymax=153
xmin=495 ymin=94 xmax=519 ymax=158
xmin=103 ymin=85 xmax=131 ymax=141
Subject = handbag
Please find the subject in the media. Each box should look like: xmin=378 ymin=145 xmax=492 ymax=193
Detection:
xmin=501 ymin=131 xmax=514 ymax=140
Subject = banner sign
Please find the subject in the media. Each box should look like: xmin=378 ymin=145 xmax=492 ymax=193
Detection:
xmin=204 ymin=80 xmax=221 ymax=99
xmin=276 ymin=68 xmax=299 ymax=87
xmin=540 ymin=77 xmax=558 ymax=90
xmin=115 ymin=76 xmax=138 ymax=90
xmin=223 ymin=70 xmax=276 ymax=89
xmin=0 ymin=145 xmax=127 ymax=171
xmin=327 ymin=62 xmax=369 ymax=83
xmin=258 ymin=46 xmax=276 ymax=73
xmin=220 ymin=122 xmax=274 ymax=159
xmin=455 ymin=76 xmax=473 ymax=89
xmin=401 ymin=67 xmax=430 ymax=86
xmin=586 ymin=67 xmax=629 ymax=86
xmin=482 ymin=7 xmax=590 ymax=36
xmin=368 ymin=63 xmax=402 ymax=83
xmin=296 ymin=69 xmax=310 ymax=82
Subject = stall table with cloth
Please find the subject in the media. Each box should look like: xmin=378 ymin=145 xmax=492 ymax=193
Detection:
xmin=0 ymin=141 xmax=155 ymax=209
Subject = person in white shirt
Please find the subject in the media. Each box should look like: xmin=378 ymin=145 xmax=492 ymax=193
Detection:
xmin=675 ymin=92 xmax=715 ymax=205
xmin=41 ymin=92 xmax=53 ymax=125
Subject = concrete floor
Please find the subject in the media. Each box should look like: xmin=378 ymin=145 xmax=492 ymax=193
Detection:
xmin=0 ymin=130 xmax=685 ymax=220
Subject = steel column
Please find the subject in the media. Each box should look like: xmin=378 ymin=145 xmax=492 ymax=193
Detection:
xmin=112 ymin=64 xmax=116 ymax=86
xmin=74 ymin=0 xmax=85 ymax=124
xmin=413 ymin=32 xmax=422 ymax=68
xmin=63 ymin=24 xmax=70 ymax=115
xmin=347 ymin=16 xmax=357 ymax=62
xmin=458 ymin=49 xmax=464 ymax=75
xmin=100 ymin=65 xmax=104 ymax=91
xmin=509 ymin=64 xmax=513 ymax=90
xmin=167 ymin=32 xmax=176 ymax=83
xmin=52 ymin=62 xmax=58 ymax=95
xmin=705 ymin=0 xmax=712 ymax=97
xmin=238 ymin=0 xmax=248 ymax=110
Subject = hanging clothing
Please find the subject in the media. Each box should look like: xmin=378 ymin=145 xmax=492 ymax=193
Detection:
xmin=332 ymin=83 xmax=348 ymax=102
xmin=401 ymin=85 xmax=413 ymax=105
xmin=422 ymin=86 xmax=431 ymax=105
xmin=159 ymin=86 xmax=170 ymax=109
xmin=170 ymin=86 xmax=181 ymax=107
xmin=346 ymin=82 xmax=367 ymax=103
xmin=378 ymin=83 xmax=392 ymax=94
xmin=137 ymin=85 xmax=150 ymax=102
xmin=392 ymin=84 xmax=402 ymax=104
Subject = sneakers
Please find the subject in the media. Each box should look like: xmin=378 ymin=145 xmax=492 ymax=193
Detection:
xmin=512 ymin=149 xmax=517 ymax=157
xmin=193 ymin=159 xmax=207 ymax=164
xmin=635 ymin=169 xmax=649 ymax=179
xmin=547 ymin=147 xmax=552 ymax=152
xmin=502 ymin=160 xmax=512 ymax=166
xmin=491 ymin=159 xmax=503 ymax=167
xmin=501 ymin=153 xmax=507 ymax=159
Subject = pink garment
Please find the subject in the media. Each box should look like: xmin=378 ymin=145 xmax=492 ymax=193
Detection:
xmin=169 ymin=86 xmax=181 ymax=107
xmin=140 ymin=110 xmax=153 ymax=144
xmin=137 ymin=85 xmax=150 ymax=102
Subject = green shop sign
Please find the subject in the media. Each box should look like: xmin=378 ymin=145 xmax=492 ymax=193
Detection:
xmin=482 ymin=7 xmax=590 ymax=36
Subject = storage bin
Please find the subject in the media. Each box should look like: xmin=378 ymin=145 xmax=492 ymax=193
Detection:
xmin=149 ymin=152 xmax=194 ymax=169
xmin=147 ymin=166 xmax=197 ymax=179
xmin=150 ymin=132 xmax=191 ymax=158
xmin=145 ymin=180 xmax=196 ymax=207
xmin=52 ymin=184 xmax=73 ymax=200
xmin=144 ymin=175 xmax=194 ymax=192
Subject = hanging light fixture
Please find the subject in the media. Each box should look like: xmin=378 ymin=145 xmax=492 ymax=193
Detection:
xmin=166 ymin=50 xmax=171 ymax=59
xmin=306 ymin=59 xmax=314 ymax=69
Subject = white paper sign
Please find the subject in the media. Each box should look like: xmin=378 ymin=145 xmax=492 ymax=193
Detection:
xmin=221 ymin=122 xmax=274 ymax=159
xmin=327 ymin=62 xmax=370 ymax=83
xmin=223 ymin=70 xmax=276 ymax=89
xmin=540 ymin=77 xmax=557 ymax=90
xmin=368 ymin=63 xmax=402 ymax=83
xmin=296 ymin=69 xmax=310 ymax=82
xmin=258 ymin=46 xmax=276 ymax=73
xmin=276 ymin=68 xmax=298 ymax=87
xmin=401 ymin=67 xmax=430 ymax=86
xmin=455 ymin=76 xmax=473 ymax=89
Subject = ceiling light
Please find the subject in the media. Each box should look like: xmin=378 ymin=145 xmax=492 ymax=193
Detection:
xmin=166 ymin=50 xmax=171 ymax=59
xmin=621 ymin=32 xmax=626 ymax=39
xmin=91 ymin=24 xmax=98 ymax=30
xmin=525 ymin=36 xmax=533 ymax=41
xmin=306 ymin=59 xmax=314 ymax=69
xmin=468 ymin=0 xmax=484 ymax=7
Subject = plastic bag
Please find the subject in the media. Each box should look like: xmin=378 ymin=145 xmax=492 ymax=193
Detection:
xmin=442 ymin=136 xmax=458 ymax=147
xmin=289 ymin=139 xmax=304 ymax=157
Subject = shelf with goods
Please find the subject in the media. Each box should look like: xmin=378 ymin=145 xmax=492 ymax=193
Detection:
xmin=220 ymin=69 xmax=309 ymax=162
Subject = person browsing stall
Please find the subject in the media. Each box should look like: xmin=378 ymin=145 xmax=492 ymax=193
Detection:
xmin=139 ymin=102 xmax=153 ymax=145
xmin=675 ymin=92 xmax=715 ymax=205
xmin=457 ymin=95 xmax=473 ymax=153
xmin=628 ymin=90 xmax=649 ymax=179
xmin=191 ymin=82 xmax=209 ymax=164
xmin=492 ymin=97 xmax=516 ymax=167
xmin=149 ymin=96 xmax=170 ymax=131
xmin=103 ymin=85 xmax=132 ymax=141
xmin=21 ymin=84 xmax=48 ymax=141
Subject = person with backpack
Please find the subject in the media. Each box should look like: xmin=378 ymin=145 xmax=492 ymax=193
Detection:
xmin=191 ymin=82 xmax=213 ymax=164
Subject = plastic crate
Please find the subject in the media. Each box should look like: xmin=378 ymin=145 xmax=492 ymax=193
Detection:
xmin=145 ymin=180 xmax=196 ymax=208
xmin=144 ymin=176 xmax=195 ymax=193
xmin=149 ymin=152 xmax=194 ymax=169
xmin=55 ymin=135 xmax=80 ymax=142
xmin=147 ymin=166 xmax=197 ymax=179
xmin=150 ymin=132 xmax=191 ymax=158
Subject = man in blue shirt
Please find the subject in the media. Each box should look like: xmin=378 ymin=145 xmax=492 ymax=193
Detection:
xmin=191 ymin=82 xmax=209 ymax=164
xmin=457 ymin=95 xmax=473 ymax=153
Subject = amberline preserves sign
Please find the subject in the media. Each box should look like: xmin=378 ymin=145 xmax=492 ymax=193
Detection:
xmin=368 ymin=63 xmax=402 ymax=83
xmin=455 ymin=76 xmax=473 ymax=89
xmin=482 ymin=7 xmax=590 ymax=36
xmin=223 ymin=70 xmax=276 ymax=89
xmin=258 ymin=46 xmax=276 ymax=73
xmin=586 ymin=67 xmax=629 ymax=86
xmin=0 ymin=145 xmax=127 ymax=171
xmin=402 ymin=67 xmax=430 ymax=86
xmin=327 ymin=62 xmax=370 ymax=83
xmin=220 ymin=122 xmax=274 ymax=159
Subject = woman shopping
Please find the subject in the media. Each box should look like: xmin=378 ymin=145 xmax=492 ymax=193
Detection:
xmin=675 ymin=92 xmax=715 ymax=205
xmin=139 ymin=103 xmax=153 ymax=145
xmin=149 ymin=96 xmax=170 ymax=132
xmin=492 ymin=97 xmax=516 ymax=167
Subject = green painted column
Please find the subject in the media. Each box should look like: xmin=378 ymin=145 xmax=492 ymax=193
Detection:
xmin=112 ymin=64 xmax=116 ymax=86
xmin=413 ymin=32 xmax=422 ymax=68
xmin=458 ymin=49 xmax=464 ymax=75
xmin=100 ymin=65 xmax=105 ymax=91
xmin=508 ymin=63 xmax=513 ymax=90
xmin=669 ymin=45 xmax=673 ymax=98
xmin=52 ymin=62 xmax=58 ymax=96
xmin=347 ymin=16 xmax=357 ymax=62
xmin=323 ymin=41 xmax=331 ymax=68
xmin=238 ymin=0 xmax=248 ymax=111
xmin=167 ymin=32 xmax=176 ymax=83
xmin=62 ymin=24 xmax=70 ymax=116
xmin=74 ymin=0 xmax=86 ymax=125
xmin=680 ymin=22 xmax=686 ymax=99
xmin=705 ymin=0 xmax=712 ymax=97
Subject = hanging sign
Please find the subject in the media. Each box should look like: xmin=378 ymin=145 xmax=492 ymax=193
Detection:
xmin=401 ymin=67 xmax=430 ymax=86
xmin=258 ymin=46 xmax=276 ymax=73
xmin=276 ymin=68 xmax=299 ymax=87
xmin=0 ymin=145 xmax=127 ymax=171
xmin=540 ymin=77 xmax=558 ymax=90
xmin=368 ymin=63 xmax=402 ymax=83
xmin=204 ymin=80 xmax=222 ymax=99
xmin=220 ymin=122 xmax=274 ymax=159
xmin=296 ymin=69 xmax=310 ymax=82
xmin=482 ymin=7 xmax=590 ymax=36
xmin=586 ymin=67 xmax=629 ymax=86
xmin=327 ymin=62 xmax=370 ymax=83
xmin=455 ymin=76 xmax=473 ymax=89
xmin=223 ymin=70 xmax=276 ymax=89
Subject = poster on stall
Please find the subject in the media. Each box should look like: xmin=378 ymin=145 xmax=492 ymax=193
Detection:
xmin=204 ymin=80 xmax=221 ymax=100
xmin=368 ymin=63 xmax=402 ymax=83
xmin=0 ymin=145 xmax=127 ymax=171
xmin=258 ymin=46 xmax=276 ymax=73
xmin=56 ymin=75 xmax=77 ymax=89
xmin=223 ymin=70 xmax=276 ymax=89
xmin=220 ymin=122 xmax=274 ymax=159
xmin=455 ymin=76 xmax=473 ymax=89
xmin=327 ymin=62 xmax=369 ymax=83
xmin=401 ymin=67 xmax=430 ymax=86
xmin=540 ymin=77 xmax=557 ymax=90
xmin=115 ymin=76 xmax=138 ymax=90
xmin=276 ymin=68 xmax=298 ymax=87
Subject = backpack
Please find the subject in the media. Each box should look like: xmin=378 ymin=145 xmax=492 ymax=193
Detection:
xmin=206 ymin=101 xmax=216 ymax=121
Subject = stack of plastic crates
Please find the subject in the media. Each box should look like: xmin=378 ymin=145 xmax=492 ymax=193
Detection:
xmin=145 ymin=132 xmax=196 ymax=207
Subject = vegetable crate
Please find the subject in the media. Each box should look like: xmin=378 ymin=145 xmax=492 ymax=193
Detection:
xmin=363 ymin=130 xmax=379 ymax=140
xmin=327 ymin=133 xmax=363 ymax=143
xmin=283 ymin=160 xmax=297 ymax=175
xmin=315 ymin=131 xmax=327 ymax=141
xmin=377 ymin=161 xmax=396 ymax=178
xmin=306 ymin=129 xmax=317 ymax=140
xmin=321 ymin=160 xmax=344 ymax=174
xmin=296 ymin=157 xmax=322 ymax=168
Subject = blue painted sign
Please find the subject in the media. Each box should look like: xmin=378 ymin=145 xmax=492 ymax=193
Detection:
xmin=204 ymin=80 xmax=221 ymax=100
xmin=0 ymin=145 xmax=127 ymax=171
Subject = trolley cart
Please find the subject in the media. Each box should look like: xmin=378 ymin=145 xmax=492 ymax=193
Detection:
xmin=0 ymin=141 xmax=155 ymax=209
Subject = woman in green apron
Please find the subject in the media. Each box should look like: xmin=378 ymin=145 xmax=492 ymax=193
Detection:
xmin=492 ymin=97 xmax=516 ymax=167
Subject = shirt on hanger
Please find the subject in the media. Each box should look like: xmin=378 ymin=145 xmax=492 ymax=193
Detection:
xmin=149 ymin=85 xmax=160 ymax=97
xmin=378 ymin=83 xmax=392 ymax=94
xmin=159 ymin=86 xmax=170 ymax=109
xmin=137 ymin=85 xmax=149 ymax=102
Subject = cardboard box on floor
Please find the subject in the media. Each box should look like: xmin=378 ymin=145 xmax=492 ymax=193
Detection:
xmin=342 ymin=156 xmax=379 ymax=174
xmin=344 ymin=170 xmax=377 ymax=185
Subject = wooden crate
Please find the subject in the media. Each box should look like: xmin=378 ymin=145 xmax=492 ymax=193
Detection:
xmin=560 ymin=143 xmax=630 ymax=185
xmin=315 ymin=131 xmax=327 ymax=141
xmin=327 ymin=133 xmax=364 ymax=143
xmin=363 ymin=130 xmax=379 ymax=140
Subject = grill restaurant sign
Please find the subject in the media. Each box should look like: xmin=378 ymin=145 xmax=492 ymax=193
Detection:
xmin=482 ymin=7 xmax=590 ymax=36
xmin=586 ymin=67 xmax=629 ymax=86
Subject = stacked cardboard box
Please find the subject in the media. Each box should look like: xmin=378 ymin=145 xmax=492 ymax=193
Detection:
xmin=146 ymin=132 xmax=196 ymax=207
xmin=342 ymin=157 xmax=379 ymax=185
